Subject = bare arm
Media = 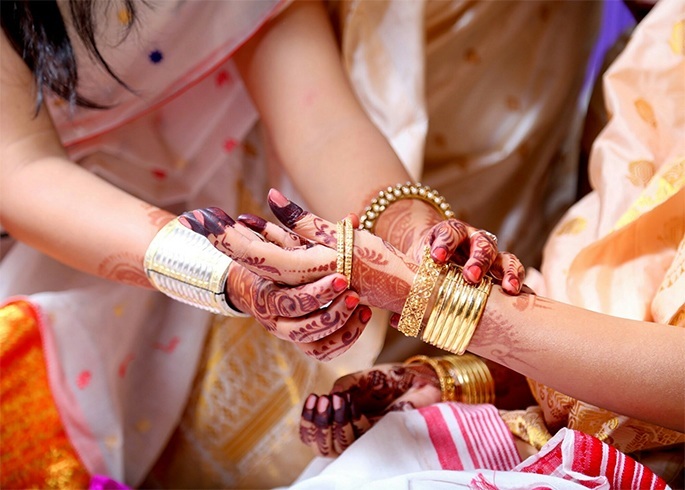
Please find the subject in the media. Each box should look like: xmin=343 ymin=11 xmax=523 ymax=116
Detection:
xmin=468 ymin=288 xmax=685 ymax=432
xmin=0 ymin=33 xmax=172 ymax=287
xmin=234 ymin=0 xmax=440 ymax=247
xmin=242 ymin=196 xmax=684 ymax=432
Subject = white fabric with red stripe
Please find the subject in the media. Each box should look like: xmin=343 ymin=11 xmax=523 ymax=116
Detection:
xmin=284 ymin=402 xmax=669 ymax=490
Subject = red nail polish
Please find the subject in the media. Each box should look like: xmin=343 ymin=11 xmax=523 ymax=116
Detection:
xmin=466 ymin=265 xmax=482 ymax=282
xmin=509 ymin=277 xmax=520 ymax=291
xmin=345 ymin=295 xmax=359 ymax=309
xmin=333 ymin=277 xmax=348 ymax=292
xmin=359 ymin=307 xmax=372 ymax=323
xmin=389 ymin=313 xmax=400 ymax=328
xmin=432 ymin=247 xmax=448 ymax=262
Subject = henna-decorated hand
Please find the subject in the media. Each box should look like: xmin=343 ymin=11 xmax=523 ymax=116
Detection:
xmin=403 ymin=219 xmax=524 ymax=294
xmin=259 ymin=189 xmax=525 ymax=308
xmin=178 ymin=207 xmax=373 ymax=361
xmin=368 ymin=195 xmax=524 ymax=294
xmin=299 ymin=363 xmax=440 ymax=457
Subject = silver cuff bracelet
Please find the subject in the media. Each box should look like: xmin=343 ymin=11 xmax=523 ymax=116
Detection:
xmin=144 ymin=218 xmax=249 ymax=317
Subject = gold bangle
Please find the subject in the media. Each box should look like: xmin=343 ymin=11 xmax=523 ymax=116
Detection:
xmin=422 ymin=263 xmax=492 ymax=355
xmin=344 ymin=217 xmax=354 ymax=283
xmin=438 ymin=354 xmax=495 ymax=404
xmin=404 ymin=355 xmax=456 ymax=402
xmin=359 ymin=182 xmax=456 ymax=233
xmin=422 ymin=265 xmax=458 ymax=346
xmin=336 ymin=220 xmax=345 ymax=279
xmin=336 ymin=217 xmax=354 ymax=287
xmin=397 ymin=247 xmax=447 ymax=337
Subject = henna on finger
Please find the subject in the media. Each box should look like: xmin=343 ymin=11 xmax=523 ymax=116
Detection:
xmin=297 ymin=306 xmax=371 ymax=361
xmin=313 ymin=396 xmax=334 ymax=456
xmin=331 ymin=393 xmax=356 ymax=455
xmin=463 ymin=230 xmax=499 ymax=284
xmin=275 ymin=292 xmax=360 ymax=343
xmin=300 ymin=394 xmax=319 ymax=448
xmin=429 ymin=219 xmax=469 ymax=264
xmin=268 ymin=188 xmax=309 ymax=229
xmin=239 ymin=213 xmax=310 ymax=248
xmin=179 ymin=207 xmax=236 ymax=236
xmin=492 ymin=251 xmax=525 ymax=294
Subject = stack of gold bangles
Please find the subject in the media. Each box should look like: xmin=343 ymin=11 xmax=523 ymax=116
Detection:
xmin=336 ymin=217 xmax=354 ymax=287
xmin=404 ymin=353 xmax=495 ymax=403
xmin=398 ymin=247 xmax=492 ymax=355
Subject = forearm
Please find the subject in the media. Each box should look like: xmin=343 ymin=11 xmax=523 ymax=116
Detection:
xmin=234 ymin=0 xmax=440 ymax=247
xmin=1 ymin=32 xmax=173 ymax=288
xmin=1 ymin=154 xmax=172 ymax=287
xmin=469 ymin=288 xmax=685 ymax=431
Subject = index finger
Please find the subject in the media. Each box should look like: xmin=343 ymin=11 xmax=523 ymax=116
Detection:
xmin=179 ymin=207 xmax=336 ymax=284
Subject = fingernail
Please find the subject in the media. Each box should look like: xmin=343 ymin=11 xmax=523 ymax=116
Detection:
xmin=237 ymin=213 xmax=266 ymax=232
xmin=268 ymin=188 xmax=305 ymax=228
xmin=359 ymin=307 xmax=372 ymax=323
xmin=179 ymin=208 xmax=234 ymax=237
xmin=389 ymin=313 xmax=400 ymax=328
xmin=314 ymin=396 xmax=333 ymax=427
xmin=345 ymin=295 xmax=359 ymax=309
xmin=333 ymin=277 xmax=348 ymax=292
xmin=432 ymin=247 xmax=448 ymax=263
xmin=332 ymin=394 xmax=348 ymax=424
xmin=268 ymin=188 xmax=289 ymax=207
xmin=302 ymin=394 xmax=317 ymax=421
xmin=509 ymin=277 xmax=520 ymax=291
xmin=466 ymin=264 xmax=482 ymax=282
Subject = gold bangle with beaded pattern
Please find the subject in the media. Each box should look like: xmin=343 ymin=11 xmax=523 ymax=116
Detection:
xmin=359 ymin=182 xmax=455 ymax=232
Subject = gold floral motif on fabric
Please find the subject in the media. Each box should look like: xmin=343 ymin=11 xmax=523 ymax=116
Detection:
xmin=147 ymin=315 xmax=326 ymax=488
xmin=501 ymin=407 xmax=553 ymax=450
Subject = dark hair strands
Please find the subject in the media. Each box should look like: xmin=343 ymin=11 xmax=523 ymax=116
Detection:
xmin=1 ymin=0 xmax=137 ymax=112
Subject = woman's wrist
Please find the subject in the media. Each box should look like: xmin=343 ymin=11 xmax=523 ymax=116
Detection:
xmin=374 ymin=198 xmax=445 ymax=253
xmin=359 ymin=182 xmax=454 ymax=253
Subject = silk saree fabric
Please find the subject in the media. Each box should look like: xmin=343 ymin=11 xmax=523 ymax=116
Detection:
xmin=512 ymin=0 xmax=684 ymax=482
xmin=0 ymin=299 xmax=90 ymax=489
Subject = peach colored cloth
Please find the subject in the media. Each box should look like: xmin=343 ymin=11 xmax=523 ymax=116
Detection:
xmin=528 ymin=0 xmax=684 ymax=466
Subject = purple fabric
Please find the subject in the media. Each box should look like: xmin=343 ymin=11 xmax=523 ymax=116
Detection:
xmin=89 ymin=475 xmax=132 ymax=490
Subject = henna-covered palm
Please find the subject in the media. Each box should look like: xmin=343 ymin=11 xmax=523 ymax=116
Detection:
xmin=299 ymin=363 xmax=440 ymax=457
xmin=178 ymin=207 xmax=372 ymax=361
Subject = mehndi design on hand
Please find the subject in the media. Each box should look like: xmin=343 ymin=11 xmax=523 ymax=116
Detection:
xmin=178 ymin=206 xmax=371 ymax=361
xmin=299 ymin=364 xmax=440 ymax=457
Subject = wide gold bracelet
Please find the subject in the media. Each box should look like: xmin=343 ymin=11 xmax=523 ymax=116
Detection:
xmin=397 ymin=247 xmax=447 ymax=337
xmin=397 ymin=249 xmax=492 ymax=355
xmin=359 ymin=182 xmax=455 ymax=233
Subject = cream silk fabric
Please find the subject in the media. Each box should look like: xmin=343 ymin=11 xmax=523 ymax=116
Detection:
xmin=527 ymin=0 xmax=685 ymax=461
xmin=336 ymin=0 xmax=601 ymax=267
